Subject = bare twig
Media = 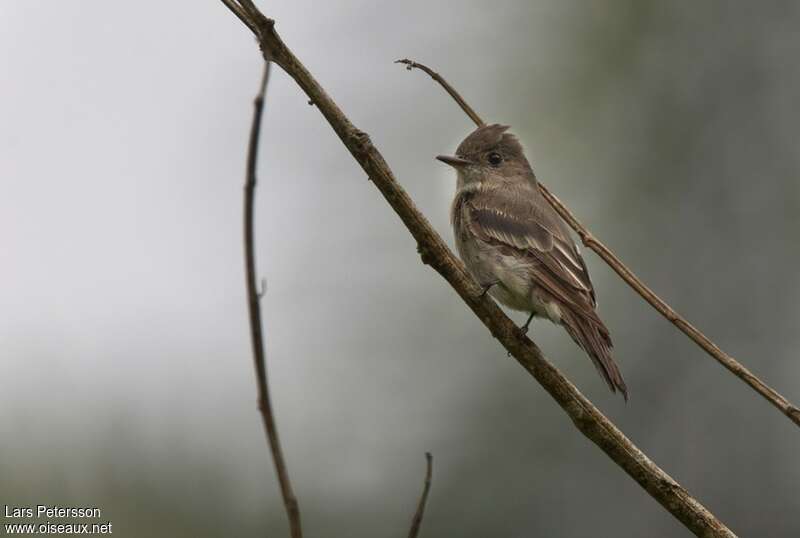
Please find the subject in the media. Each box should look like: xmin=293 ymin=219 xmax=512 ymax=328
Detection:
xmin=222 ymin=6 xmax=736 ymax=536
xmin=219 ymin=0 xmax=258 ymax=34
xmin=397 ymin=58 xmax=800 ymax=429
xmin=243 ymin=60 xmax=303 ymax=538
xmin=538 ymin=187 xmax=800 ymax=427
xmin=395 ymin=59 xmax=484 ymax=126
xmin=407 ymin=453 xmax=433 ymax=538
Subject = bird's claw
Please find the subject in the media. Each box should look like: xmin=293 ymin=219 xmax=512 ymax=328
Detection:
xmin=477 ymin=280 xmax=498 ymax=298
xmin=519 ymin=312 xmax=535 ymax=335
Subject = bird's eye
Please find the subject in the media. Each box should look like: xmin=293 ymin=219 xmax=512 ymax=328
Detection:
xmin=488 ymin=152 xmax=503 ymax=166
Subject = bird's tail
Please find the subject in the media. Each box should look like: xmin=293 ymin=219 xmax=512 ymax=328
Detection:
xmin=560 ymin=310 xmax=628 ymax=400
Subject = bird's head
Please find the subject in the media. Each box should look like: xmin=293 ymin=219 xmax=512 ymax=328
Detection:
xmin=436 ymin=124 xmax=535 ymax=188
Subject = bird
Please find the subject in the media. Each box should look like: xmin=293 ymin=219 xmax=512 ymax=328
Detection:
xmin=437 ymin=124 xmax=627 ymax=399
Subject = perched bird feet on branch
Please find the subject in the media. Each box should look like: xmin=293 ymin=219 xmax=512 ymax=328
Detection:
xmin=477 ymin=279 xmax=499 ymax=298
xmin=520 ymin=312 xmax=536 ymax=335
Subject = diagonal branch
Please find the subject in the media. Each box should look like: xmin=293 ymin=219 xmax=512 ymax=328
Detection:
xmin=396 ymin=58 xmax=800 ymax=429
xmin=220 ymin=0 xmax=258 ymax=34
xmin=221 ymin=4 xmax=736 ymax=537
xmin=538 ymin=187 xmax=800 ymax=427
xmin=243 ymin=60 xmax=303 ymax=538
xmin=395 ymin=59 xmax=483 ymax=126
xmin=407 ymin=452 xmax=433 ymax=538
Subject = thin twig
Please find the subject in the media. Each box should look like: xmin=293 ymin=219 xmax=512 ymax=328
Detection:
xmin=407 ymin=453 xmax=433 ymax=538
xmin=395 ymin=59 xmax=484 ymax=126
xmin=243 ymin=60 xmax=303 ymax=538
xmin=538 ymin=186 xmax=800 ymax=427
xmin=397 ymin=58 xmax=800 ymax=429
xmin=222 ymin=8 xmax=736 ymax=537
xmin=219 ymin=0 xmax=258 ymax=34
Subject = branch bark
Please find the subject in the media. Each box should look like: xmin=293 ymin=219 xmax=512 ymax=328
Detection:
xmin=243 ymin=60 xmax=303 ymax=538
xmin=407 ymin=452 xmax=433 ymax=538
xmin=221 ymin=5 xmax=736 ymax=537
xmin=395 ymin=57 xmax=800 ymax=430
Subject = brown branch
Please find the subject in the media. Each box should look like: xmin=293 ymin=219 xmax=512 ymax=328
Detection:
xmin=407 ymin=453 xmax=433 ymax=538
xmin=243 ymin=60 xmax=302 ymax=538
xmin=221 ymin=5 xmax=736 ymax=536
xmin=219 ymin=0 xmax=258 ymax=34
xmin=395 ymin=59 xmax=484 ymax=126
xmin=397 ymin=58 xmax=800 ymax=430
xmin=538 ymin=187 xmax=800 ymax=427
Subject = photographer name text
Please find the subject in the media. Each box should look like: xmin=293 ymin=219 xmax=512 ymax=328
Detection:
xmin=4 ymin=506 xmax=101 ymax=520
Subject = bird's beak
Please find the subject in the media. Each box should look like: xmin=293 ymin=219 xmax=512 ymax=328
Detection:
xmin=436 ymin=155 xmax=472 ymax=168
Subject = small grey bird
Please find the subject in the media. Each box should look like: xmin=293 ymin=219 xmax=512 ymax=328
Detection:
xmin=437 ymin=124 xmax=627 ymax=399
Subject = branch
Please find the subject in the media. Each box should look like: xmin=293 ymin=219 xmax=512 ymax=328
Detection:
xmin=395 ymin=59 xmax=484 ymax=126
xmin=221 ymin=5 xmax=736 ymax=536
xmin=219 ymin=0 xmax=258 ymax=34
xmin=407 ymin=453 xmax=433 ymax=538
xmin=243 ymin=60 xmax=303 ymax=538
xmin=538 ymin=187 xmax=800 ymax=427
xmin=397 ymin=58 xmax=800 ymax=429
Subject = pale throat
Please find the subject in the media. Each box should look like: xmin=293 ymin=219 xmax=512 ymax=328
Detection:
xmin=454 ymin=166 xmax=491 ymax=196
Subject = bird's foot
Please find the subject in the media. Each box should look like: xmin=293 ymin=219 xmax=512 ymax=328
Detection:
xmin=519 ymin=312 xmax=536 ymax=335
xmin=477 ymin=279 xmax=499 ymax=298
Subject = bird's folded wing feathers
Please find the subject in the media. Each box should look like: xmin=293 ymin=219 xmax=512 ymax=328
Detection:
xmin=466 ymin=184 xmax=598 ymax=312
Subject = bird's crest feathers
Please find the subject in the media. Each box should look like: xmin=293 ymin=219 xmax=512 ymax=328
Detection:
xmin=456 ymin=124 xmax=525 ymax=161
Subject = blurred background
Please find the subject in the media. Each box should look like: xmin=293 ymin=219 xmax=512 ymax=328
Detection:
xmin=2 ymin=1 xmax=799 ymax=536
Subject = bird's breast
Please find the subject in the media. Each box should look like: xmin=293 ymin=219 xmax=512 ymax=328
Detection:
xmin=451 ymin=203 xmax=539 ymax=313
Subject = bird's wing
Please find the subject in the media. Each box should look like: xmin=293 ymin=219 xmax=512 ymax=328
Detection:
xmin=466 ymin=182 xmax=627 ymax=397
xmin=465 ymin=182 xmax=598 ymax=312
